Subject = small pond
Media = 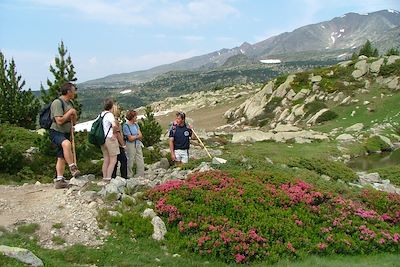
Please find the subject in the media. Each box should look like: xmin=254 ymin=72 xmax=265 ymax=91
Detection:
xmin=347 ymin=149 xmax=400 ymax=171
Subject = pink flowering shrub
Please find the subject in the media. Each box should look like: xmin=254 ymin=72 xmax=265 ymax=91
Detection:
xmin=147 ymin=170 xmax=400 ymax=264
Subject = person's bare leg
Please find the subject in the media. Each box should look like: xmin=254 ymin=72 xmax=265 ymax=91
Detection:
xmin=56 ymin=158 xmax=65 ymax=177
xmin=61 ymin=140 xmax=73 ymax=165
xmin=102 ymin=156 xmax=110 ymax=178
xmin=106 ymin=156 xmax=118 ymax=178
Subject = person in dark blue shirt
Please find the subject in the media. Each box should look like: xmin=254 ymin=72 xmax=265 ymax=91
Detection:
xmin=169 ymin=112 xmax=193 ymax=165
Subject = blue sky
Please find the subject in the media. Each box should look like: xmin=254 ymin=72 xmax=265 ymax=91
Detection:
xmin=0 ymin=0 xmax=398 ymax=90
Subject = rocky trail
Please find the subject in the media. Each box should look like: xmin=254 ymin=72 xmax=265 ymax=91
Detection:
xmin=0 ymin=182 xmax=108 ymax=249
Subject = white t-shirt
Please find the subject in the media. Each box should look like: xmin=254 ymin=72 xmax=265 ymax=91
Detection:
xmin=101 ymin=111 xmax=115 ymax=138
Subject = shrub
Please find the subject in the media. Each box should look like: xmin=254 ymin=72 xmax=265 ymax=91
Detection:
xmin=0 ymin=144 xmax=24 ymax=173
xmin=304 ymin=101 xmax=327 ymax=117
xmin=292 ymin=72 xmax=310 ymax=92
xmin=287 ymin=157 xmax=357 ymax=182
xmin=147 ymin=170 xmax=400 ymax=264
xmin=315 ymin=110 xmax=338 ymax=123
xmin=380 ymin=59 xmax=400 ymax=77
xmin=371 ymin=166 xmax=400 ymax=187
xmin=139 ymin=106 xmax=162 ymax=147
xmin=364 ymin=136 xmax=391 ymax=153
xmin=274 ymin=74 xmax=288 ymax=87
xmin=142 ymin=145 xmax=163 ymax=164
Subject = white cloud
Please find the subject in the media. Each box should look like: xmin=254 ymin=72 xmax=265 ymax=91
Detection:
xmin=89 ymin=57 xmax=97 ymax=65
xmin=183 ymin=35 xmax=205 ymax=42
xmin=26 ymin=0 xmax=239 ymax=27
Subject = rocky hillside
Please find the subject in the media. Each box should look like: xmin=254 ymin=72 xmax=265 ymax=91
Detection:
xmin=81 ymin=10 xmax=400 ymax=88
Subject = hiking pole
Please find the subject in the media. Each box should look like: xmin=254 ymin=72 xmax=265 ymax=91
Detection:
xmin=192 ymin=129 xmax=212 ymax=159
xmin=71 ymin=122 xmax=77 ymax=166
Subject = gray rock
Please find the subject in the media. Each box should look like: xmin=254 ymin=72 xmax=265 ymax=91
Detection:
xmin=151 ymin=216 xmax=167 ymax=241
xmin=142 ymin=208 xmax=157 ymax=219
xmin=345 ymin=123 xmax=364 ymax=132
xmin=336 ymin=134 xmax=355 ymax=142
xmin=212 ymin=157 xmax=227 ymax=165
xmin=357 ymin=172 xmax=381 ymax=184
xmin=0 ymin=245 xmax=43 ymax=266
xmin=387 ymin=55 xmax=400 ymax=65
xmin=370 ymin=58 xmax=384 ymax=73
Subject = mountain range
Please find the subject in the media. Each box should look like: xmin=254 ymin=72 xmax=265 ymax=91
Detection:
xmin=80 ymin=9 xmax=400 ymax=88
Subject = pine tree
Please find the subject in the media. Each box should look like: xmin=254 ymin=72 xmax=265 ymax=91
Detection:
xmin=138 ymin=106 xmax=162 ymax=147
xmin=40 ymin=41 xmax=82 ymax=118
xmin=386 ymin=47 xmax=400 ymax=56
xmin=358 ymin=40 xmax=379 ymax=57
xmin=0 ymin=51 xmax=40 ymax=129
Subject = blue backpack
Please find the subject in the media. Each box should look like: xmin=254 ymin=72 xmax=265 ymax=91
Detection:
xmin=39 ymin=98 xmax=65 ymax=129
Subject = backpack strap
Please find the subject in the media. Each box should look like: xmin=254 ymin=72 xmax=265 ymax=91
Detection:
xmin=101 ymin=111 xmax=112 ymax=141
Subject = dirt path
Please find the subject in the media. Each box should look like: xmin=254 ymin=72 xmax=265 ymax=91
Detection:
xmin=0 ymin=183 xmax=108 ymax=249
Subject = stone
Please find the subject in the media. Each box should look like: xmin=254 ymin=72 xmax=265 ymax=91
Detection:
xmin=345 ymin=123 xmax=364 ymax=132
xmin=142 ymin=208 xmax=157 ymax=219
xmin=151 ymin=216 xmax=167 ymax=241
xmin=0 ymin=245 xmax=43 ymax=266
xmin=369 ymin=58 xmax=384 ymax=73
xmin=336 ymin=134 xmax=355 ymax=142
xmin=212 ymin=157 xmax=227 ymax=164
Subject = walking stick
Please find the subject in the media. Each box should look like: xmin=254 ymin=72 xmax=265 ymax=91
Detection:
xmin=192 ymin=129 xmax=212 ymax=159
xmin=71 ymin=122 xmax=77 ymax=166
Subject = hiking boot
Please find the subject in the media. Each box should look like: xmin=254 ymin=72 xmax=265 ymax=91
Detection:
xmin=54 ymin=179 xmax=69 ymax=189
xmin=69 ymin=164 xmax=81 ymax=177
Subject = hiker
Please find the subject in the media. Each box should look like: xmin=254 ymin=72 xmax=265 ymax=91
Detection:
xmin=169 ymin=111 xmax=193 ymax=165
xmin=49 ymin=82 xmax=80 ymax=189
xmin=100 ymin=98 xmax=120 ymax=181
xmin=123 ymin=110 xmax=145 ymax=177
xmin=111 ymin=104 xmax=128 ymax=179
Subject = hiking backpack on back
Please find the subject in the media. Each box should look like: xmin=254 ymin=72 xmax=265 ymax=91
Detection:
xmin=88 ymin=112 xmax=111 ymax=146
xmin=39 ymin=98 xmax=64 ymax=129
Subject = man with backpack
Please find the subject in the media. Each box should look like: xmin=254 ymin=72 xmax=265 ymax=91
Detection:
xmin=169 ymin=111 xmax=193 ymax=165
xmin=49 ymin=82 xmax=80 ymax=189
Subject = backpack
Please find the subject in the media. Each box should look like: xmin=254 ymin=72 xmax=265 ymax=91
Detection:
xmin=88 ymin=112 xmax=111 ymax=146
xmin=39 ymin=98 xmax=65 ymax=129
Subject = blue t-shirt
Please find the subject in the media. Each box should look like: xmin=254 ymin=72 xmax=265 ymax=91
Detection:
xmin=123 ymin=123 xmax=140 ymax=143
xmin=169 ymin=124 xmax=192 ymax=150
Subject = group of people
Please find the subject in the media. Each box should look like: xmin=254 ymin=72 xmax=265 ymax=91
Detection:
xmin=49 ymin=82 xmax=194 ymax=189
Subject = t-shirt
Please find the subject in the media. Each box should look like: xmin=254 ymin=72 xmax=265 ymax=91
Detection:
xmin=169 ymin=124 xmax=192 ymax=150
xmin=50 ymin=98 xmax=73 ymax=133
xmin=123 ymin=123 xmax=140 ymax=143
xmin=101 ymin=111 xmax=115 ymax=138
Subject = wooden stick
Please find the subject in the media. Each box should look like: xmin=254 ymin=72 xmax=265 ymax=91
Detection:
xmin=71 ymin=122 xmax=77 ymax=166
xmin=192 ymin=129 xmax=212 ymax=159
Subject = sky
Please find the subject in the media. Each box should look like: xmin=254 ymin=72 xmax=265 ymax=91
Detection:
xmin=0 ymin=0 xmax=398 ymax=90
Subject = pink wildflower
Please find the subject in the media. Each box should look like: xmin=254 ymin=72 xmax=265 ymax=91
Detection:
xmin=235 ymin=253 xmax=246 ymax=263
xmin=318 ymin=243 xmax=327 ymax=250
xmin=287 ymin=242 xmax=296 ymax=253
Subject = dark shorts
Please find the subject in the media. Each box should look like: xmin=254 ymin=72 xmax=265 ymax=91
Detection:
xmin=49 ymin=129 xmax=71 ymax=158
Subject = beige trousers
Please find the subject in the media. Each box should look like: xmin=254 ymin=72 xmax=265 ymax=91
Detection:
xmin=126 ymin=141 xmax=144 ymax=177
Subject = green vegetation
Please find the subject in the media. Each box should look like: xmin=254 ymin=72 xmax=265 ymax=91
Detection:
xmin=39 ymin=41 xmax=82 ymax=118
xmin=0 ymin=52 xmax=40 ymax=129
xmin=147 ymin=170 xmax=399 ymax=264
xmin=17 ymin=223 xmax=40 ymax=234
xmin=364 ymin=136 xmax=392 ymax=154
xmin=0 ymin=123 xmax=102 ymax=184
xmin=380 ymin=57 xmax=400 ymax=76
xmin=291 ymin=71 xmax=310 ymax=92
xmin=371 ymin=166 xmax=400 ymax=187
xmin=385 ymin=47 xmax=399 ymax=56
xmin=352 ymin=40 xmax=379 ymax=58
xmin=139 ymin=106 xmax=163 ymax=147
xmin=51 ymin=236 xmax=66 ymax=245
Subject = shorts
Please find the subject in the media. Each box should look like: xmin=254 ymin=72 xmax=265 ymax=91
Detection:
xmin=174 ymin=149 xmax=189 ymax=163
xmin=49 ymin=129 xmax=70 ymax=158
xmin=101 ymin=137 xmax=120 ymax=157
